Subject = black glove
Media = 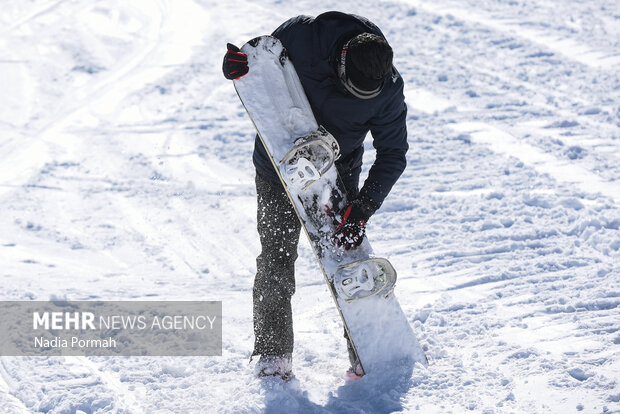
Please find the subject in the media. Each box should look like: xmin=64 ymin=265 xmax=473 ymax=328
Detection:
xmin=222 ymin=43 xmax=248 ymax=80
xmin=333 ymin=194 xmax=378 ymax=250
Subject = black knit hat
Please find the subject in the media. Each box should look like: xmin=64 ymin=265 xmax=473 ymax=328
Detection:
xmin=344 ymin=33 xmax=393 ymax=93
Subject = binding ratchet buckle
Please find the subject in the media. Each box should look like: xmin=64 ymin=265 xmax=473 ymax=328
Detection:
xmin=279 ymin=126 xmax=340 ymax=190
xmin=334 ymin=258 xmax=397 ymax=302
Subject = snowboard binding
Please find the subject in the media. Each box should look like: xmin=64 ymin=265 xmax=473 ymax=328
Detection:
xmin=334 ymin=258 xmax=397 ymax=302
xmin=279 ymin=126 xmax=340 ymax=190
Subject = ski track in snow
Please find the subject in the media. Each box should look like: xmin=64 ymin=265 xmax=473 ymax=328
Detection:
xmin=0 ymin=0 xmax=618 ymax=413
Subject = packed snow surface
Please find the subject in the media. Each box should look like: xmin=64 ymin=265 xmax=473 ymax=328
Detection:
xmin=0 ymin=0 xmax=618 ymax=413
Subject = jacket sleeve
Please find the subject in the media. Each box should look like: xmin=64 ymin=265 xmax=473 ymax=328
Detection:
xmin=272 ymin=15 xmax=312 ymax=43
xmin=359 ymin=81 xmax=408 ymax=209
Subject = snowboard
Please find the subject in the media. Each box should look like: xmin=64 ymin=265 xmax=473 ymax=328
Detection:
xmin=233 ymin=35 xmax=427 ymax=374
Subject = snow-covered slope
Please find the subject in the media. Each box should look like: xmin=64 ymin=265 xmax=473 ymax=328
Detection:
xmin=0 ymin=0 xmax=618 ymax=412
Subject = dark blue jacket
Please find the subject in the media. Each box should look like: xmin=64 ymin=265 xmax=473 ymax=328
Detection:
xmin=253 ymin=11 xmax=408 ymax=208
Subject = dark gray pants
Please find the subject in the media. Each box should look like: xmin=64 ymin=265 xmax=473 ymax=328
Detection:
xmin=253 ymin=173 xmax=301 ymax=357
xmin=252 ymin=172 xmax=360 ymax=365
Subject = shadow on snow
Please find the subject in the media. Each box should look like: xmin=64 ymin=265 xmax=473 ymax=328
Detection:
xmin=261 ymin=360 xmax=417 ymax=414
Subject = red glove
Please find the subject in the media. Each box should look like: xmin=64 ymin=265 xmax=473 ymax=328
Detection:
xmin=222 ymin=43 xmax=248 ymax=80
xmin=333 ymin=195 xmax=378 ymax=250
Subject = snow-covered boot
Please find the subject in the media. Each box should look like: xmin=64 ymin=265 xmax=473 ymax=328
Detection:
xmin=346 ymin=362 xmax=365 ymax=381
xmin=255 ymin=353 xmax=293 ymax=381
